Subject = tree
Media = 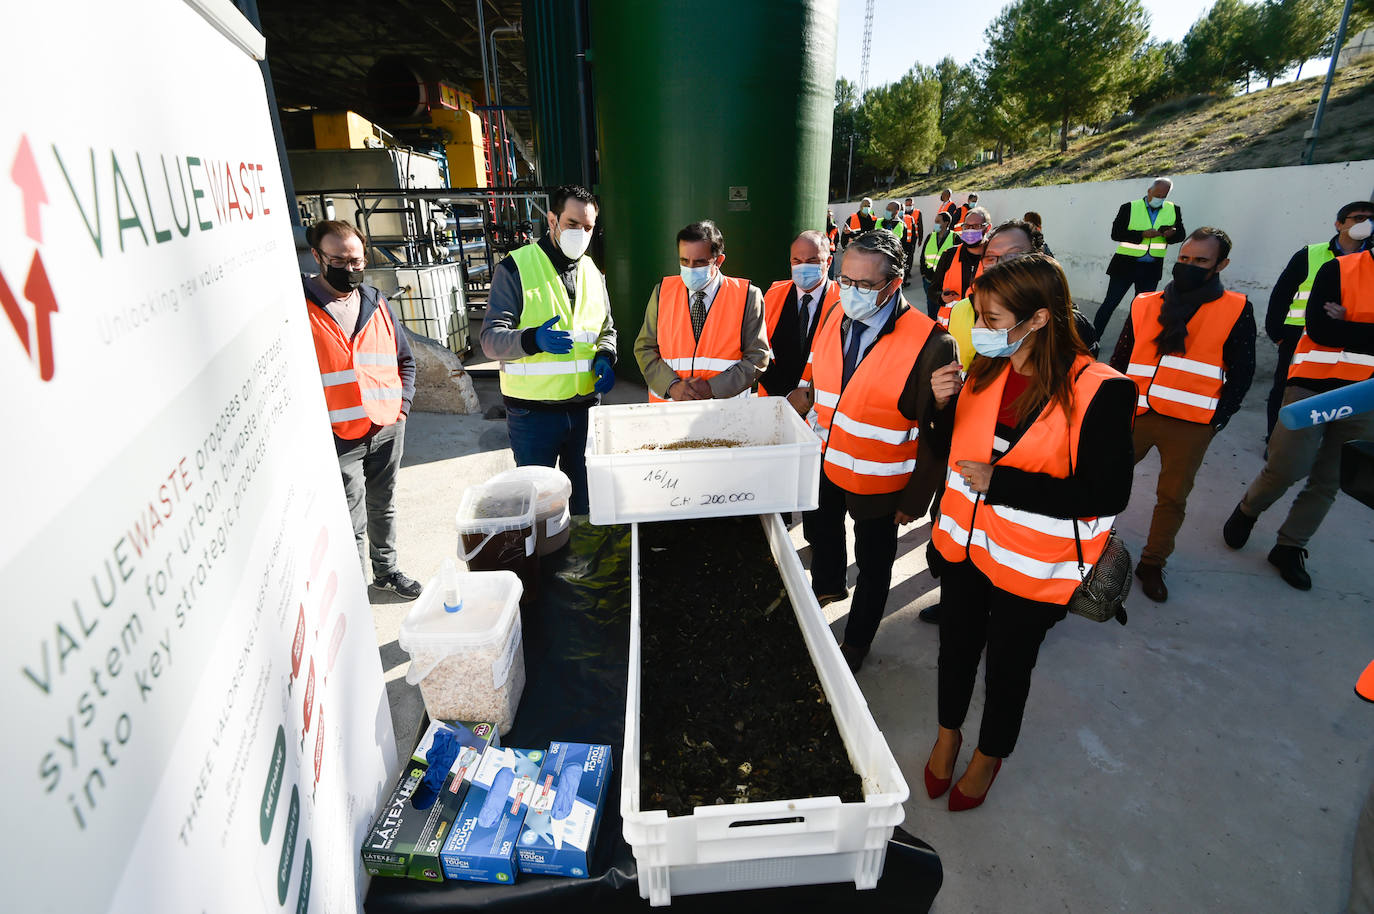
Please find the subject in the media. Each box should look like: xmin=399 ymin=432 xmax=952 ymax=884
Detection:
xmin=1252 ymin=0 xmax=1341 ymax=86
xmin=984 ymin=0 xmax=1150 ymax=152
xmin=1128 ymin=39 xmax=1187 ymax=111
xmin=1178 ymin=0 xmax=1258 ymax=92
xmin=969 ymin=52 xmax=1036 ymax=163
xmin=829 ymin=77 xmax=869 ymax=200
xmin=933 ymin=57 xmax=980 ymax=168
xmin=862 ymin=65 xmax=943 ymax=179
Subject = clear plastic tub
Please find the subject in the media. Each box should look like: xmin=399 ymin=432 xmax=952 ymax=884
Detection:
xmin=399 ymin=569 xmax=526 ymax=735
xmin=457 ymin=479 xmax=539 ymax=604
xmin=488 ymin=466 xmax=573 ymax=555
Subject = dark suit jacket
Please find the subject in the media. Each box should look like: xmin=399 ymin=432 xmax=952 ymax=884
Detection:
xmin=1105 ymin=200 xmax=1186 ymax=280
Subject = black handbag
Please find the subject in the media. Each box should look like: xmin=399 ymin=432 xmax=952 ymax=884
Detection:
xmin=1068 ymin=521 xmax=1130 ymax=625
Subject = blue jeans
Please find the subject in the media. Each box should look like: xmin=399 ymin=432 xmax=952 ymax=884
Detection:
xmin=506 ymin=403 xmax=591 ymax=514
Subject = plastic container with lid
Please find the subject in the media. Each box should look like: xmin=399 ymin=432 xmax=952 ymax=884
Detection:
xmin=457 ymin=479 xmax=539 ymax=604
xmin=399 ymin=566 xmax=526 ymax=735
xmin=488 ymin=466 xmax=574 ymax=555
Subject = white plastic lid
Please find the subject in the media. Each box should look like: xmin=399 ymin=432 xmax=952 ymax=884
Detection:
xmin=489 ymin=466 xmax=572 ymax=517
xmin=456 ymin=479 xmax=537 ymax=535
xmin=398 ymin=570 xmax=523 ymax=658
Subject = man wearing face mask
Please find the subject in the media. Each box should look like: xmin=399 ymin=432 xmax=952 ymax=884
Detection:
xmin=932 ymin=206 xmax=992 ymax=325
xmin=304 ymin=220 xmax=421 ymax=598
xmin=757 ymin=230 xmax=841 ymax=397
xmin=842 ymin=198 xmax=877 ymax=247
xmin=920 ymin=211 xmax=957 ymax=318
xmin=1224 ymin=213 xmax=1374 ymax=590
xmin=481 ymin=184 xmax=617 ymax=515
xmin=786 ymin=230 xmax=960 ymax=673
xmin=1262 ymin=201 xmax=1374 ymax=439
xmin=901 ymin=198 xmax=924 ymax=286
xmin=635 ymin=220 xmax=769 ymax=403
xmin=937 ymin=188 xmax=957 ymax=221
xmin=1094 ymin=178 xmax=1186 ymax=346
xmin=1109 ymin=228 xmax=1255 ymax=602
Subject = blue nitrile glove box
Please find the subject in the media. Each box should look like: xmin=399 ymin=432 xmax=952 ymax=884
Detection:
xmin=516 ymin=742 xmax=613 ymax=878
xmin=441 ymin=746 xmax=545 ymax=884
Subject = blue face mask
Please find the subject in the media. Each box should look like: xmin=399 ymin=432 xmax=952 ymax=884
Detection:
xmin=792 ymin=262 xmax=825 ymax=291
xmin=970 ymin=318 xmax=1034 ymax=358
xmin=840 ymin=280 xmax=896 ymax=323
xmin=680 ymin=263 xmax=714 ymax=292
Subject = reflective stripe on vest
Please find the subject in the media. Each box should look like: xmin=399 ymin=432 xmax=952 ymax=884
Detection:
xmin=810 ymin=304 xmax=935 ymax=494
xmin=648 ymin=275 xmax=750 ymax=403
xmin=500 ymin=242 xmax=607 ymax=401
xmin=308 ymin=291 xmax=403 ymax=439
xmin=931 ymin=356 xmax=1124 ymax=604
xmin=922 ymin=231 xmax=956 ymax=271
xmin=1124 ymin=289 xmax=1246 ymax=424
xmin=1289 ymin=251 xmax=1374 ymax=385
xmin=1115 ymin=199 xmax=1177 ymax=258
xmin=1286 ymin=242 xmax=1336 ymax=327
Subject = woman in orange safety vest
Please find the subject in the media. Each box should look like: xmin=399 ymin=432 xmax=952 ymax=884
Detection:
xmin=924 ymin=254 xmax=1137 ymax=811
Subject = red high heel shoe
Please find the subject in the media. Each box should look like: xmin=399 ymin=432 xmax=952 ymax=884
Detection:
xmin=923 ymin=732 xmax=963 ymax=799
xmin=949 ymin=758 xmax=1002 ymax=812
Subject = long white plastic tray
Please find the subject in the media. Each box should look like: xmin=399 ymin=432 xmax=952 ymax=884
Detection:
xmin=584 ymin=398 xmax=821 ymax=525
xmin=622 ymin=514 xmax=909 ymax=906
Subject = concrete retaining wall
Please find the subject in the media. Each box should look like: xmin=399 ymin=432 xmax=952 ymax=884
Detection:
xmin=833 ymin=160 xmax=1374 ymax=303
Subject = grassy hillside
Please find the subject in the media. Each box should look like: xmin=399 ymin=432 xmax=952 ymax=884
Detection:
xmin=887 ymin=62 xmax=1374 ymax=198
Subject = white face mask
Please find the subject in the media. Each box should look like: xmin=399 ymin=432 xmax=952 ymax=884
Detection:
xmin=680 ymin=263 xmax=715 ymax=292
xmin=1350 ymin=218 xmax=1373 ymax=242
xmin=557 ymin=225 xmax=592 ymax=259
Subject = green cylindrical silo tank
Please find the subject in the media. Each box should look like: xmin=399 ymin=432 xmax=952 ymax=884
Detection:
xmin=588 ymin=0 xmax=838 ymax=381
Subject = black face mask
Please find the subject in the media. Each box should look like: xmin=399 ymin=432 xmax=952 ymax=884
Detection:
xmin=321 ymin=260 xmax=365 ymax=295
xmin=1171 ymin=262 xmax=1212 ymax=296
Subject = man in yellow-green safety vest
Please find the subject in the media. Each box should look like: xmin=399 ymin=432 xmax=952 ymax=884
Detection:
xmin=918 ymin=211 xmax=957 ymax=319
xmin=480 ymin=184 xmax=618 ymax=514
xmin=1092 ymin=178 xmax=1186 ymax=349
xmin=1262 ymin=199 xmax=1374 ymax=438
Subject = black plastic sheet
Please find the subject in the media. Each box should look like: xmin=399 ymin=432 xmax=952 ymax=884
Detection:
xmin=364 ymin=520 xmax=942 ymax=912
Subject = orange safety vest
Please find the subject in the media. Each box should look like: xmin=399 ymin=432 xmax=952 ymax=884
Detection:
xmin=648 ymin=274 xmax=750 ymax=403
xmin=939 ymin=248 xmax=983 ymax=328
xmin=903 ymin=212 xmax=918 ymax=241
xmin=938 ymin=200 xmax=956 ymax=217
xmin=1288 ymin=251 xmax=1374 ymax=385
xmin=761 ymin=279 xmax=841 ymax=397
xmin=307 ymin=286 xmax=404 ymax=440
xmin=846 ymin=212 xmax=863 ymax=232
xmin=1124 ymin=289 xmax=1246 ymax=424
xmin=931 ymin=356 xmax=1124 ymax=605
xmin=827 ymin=225 xmax=839 ymax=249
xmin=808 ymin=303 xmax=936 ymax=494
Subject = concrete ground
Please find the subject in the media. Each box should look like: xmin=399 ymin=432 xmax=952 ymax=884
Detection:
xmin=369 ymin=301 xmax=1374 ymax=912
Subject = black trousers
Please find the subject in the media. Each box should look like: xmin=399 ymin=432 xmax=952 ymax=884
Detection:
xmin=1266 ymin=334 xmax=1300 ymax=439
xmin=1093 ymin=263 xmax=1162 ymax=340
xmin=803 ymin=473 xmax=899 ymax=651
xmin=937 ymin=558 xmax=1066 ymax=758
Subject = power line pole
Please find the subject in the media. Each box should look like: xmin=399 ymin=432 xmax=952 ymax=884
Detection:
xmin=1302 ymin=0 xmax=1354 ymax=166
xmin=859 ymin=0 xmax=874 ymax=95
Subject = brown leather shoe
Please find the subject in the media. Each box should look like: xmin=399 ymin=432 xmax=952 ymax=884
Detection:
xmin=1134 ymin=562 xmax=1168 ymax=602
xmin=839 ymin=642 xmax=868 ymax=673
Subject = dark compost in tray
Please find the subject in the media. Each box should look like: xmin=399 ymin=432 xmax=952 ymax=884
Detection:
xmin=638 ymin=515 xmax=865 ymax=816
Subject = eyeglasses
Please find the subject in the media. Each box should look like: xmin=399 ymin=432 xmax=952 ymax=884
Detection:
xmin=837 ymin=275 xmax=893 ymax=292
xmin=980 ymin=249 xmax=1030 ymax=267
xmin=320 ymin=254 xmax=366 ymax=269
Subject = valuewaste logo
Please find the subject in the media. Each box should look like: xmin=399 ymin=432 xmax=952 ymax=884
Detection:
xmin=3 ymin=134 xmax=58 ymax=382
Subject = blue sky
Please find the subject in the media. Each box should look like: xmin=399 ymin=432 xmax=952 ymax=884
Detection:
xmin=834 ymin=0 xmax=1333 ymax=90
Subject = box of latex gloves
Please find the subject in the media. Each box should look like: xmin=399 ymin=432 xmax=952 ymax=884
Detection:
xmin=360 ymin=720 xmax=497 ymax=882
xmin=442 ymin=746 xmax=545 ymax=883
xmin=516 ymin=742 xmax=613 ymax=878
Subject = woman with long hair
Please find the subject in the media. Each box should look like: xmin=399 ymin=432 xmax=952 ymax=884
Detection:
xmin=924 ymin=254 xmax=1136 ymax=810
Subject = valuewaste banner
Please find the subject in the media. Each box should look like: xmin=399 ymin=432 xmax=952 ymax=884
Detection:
xmin=0 ymin=2 xmax=394 ymax=912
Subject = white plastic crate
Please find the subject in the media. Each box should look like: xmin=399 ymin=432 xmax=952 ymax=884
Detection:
xmin=622 ymin=514 xmax=909 ymax=906
xmin=584 ymin=397 xmax=821 ymax=525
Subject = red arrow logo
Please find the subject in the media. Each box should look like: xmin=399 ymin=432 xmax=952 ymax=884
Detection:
xmin=10 ymin=135 xmax=48 ymax=245
xmin=24 ymin=252 xmax=58 ymax=381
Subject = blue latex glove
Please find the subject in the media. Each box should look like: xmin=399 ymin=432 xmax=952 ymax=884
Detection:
xmin=410 ymin=729 xmax=458 ymax=811
xmin=535 ymin=315 xmax=573 ymax=354
xmin=593 ymin=354 xmax=615 ymax=393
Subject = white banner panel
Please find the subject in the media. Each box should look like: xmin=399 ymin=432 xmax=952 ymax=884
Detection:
xmin=0 ymin=2 xmax=394 ymax=913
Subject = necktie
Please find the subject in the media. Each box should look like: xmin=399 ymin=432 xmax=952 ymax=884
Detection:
xmin=690 ymin=291 xmax=707 ymax=339
xmin=842 ymin=318 xmax=864 ymax=386
xmin=799 ymin=293 xmax=813 ymax=347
